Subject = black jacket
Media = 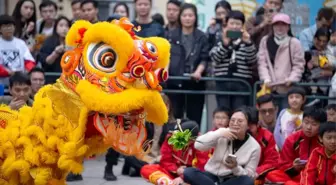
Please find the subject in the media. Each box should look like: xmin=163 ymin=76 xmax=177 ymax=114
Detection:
xmin=165 ymin=28 xmax=210 ymax=77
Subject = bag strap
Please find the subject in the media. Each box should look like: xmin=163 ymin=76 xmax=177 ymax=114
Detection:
xmin=289 ymin=38 xmax=293 ymax=66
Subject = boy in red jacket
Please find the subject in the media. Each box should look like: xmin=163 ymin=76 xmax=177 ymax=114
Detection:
xmin=140 ymin=121 xmax=208 ymax=185
xmin=301 ymin=121 xmax=336 ymax=185
xmin=266 ymin=107 xmax=327 ymax=185
xmin=246 ymin=107 xmax=279 ymax=185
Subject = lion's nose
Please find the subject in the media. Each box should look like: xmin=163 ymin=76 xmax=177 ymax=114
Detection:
xmin=130 ymin=65 xmax=145 ymax=78
xmin=154 ymin=68 xmax=169 ymax=83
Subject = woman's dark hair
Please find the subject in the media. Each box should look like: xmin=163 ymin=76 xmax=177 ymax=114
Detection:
xmin=225 ymin=10 xmax=245 ymax=24
xmin=152 ymin=13 xmax=165 ymax=26
xmin=178 ymin=3 xmax=198 ymax=28
xmin=215 ymin=0 xmax=231 ymax=12
xmin=314 ymin=27 xmax=331 ymax=41
xmin=52 ymin=16 xmax=71 ymax=37
xmin=232 ymin=106 xmax=250 ymax=123
xmin=12 ymin=0 xmax=37 ymax=37
xmin=113 ymin=2 xmax=130 ymax=18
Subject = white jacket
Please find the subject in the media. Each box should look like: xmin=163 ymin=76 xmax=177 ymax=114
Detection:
xmin=195 ymin=128 xmax=261 ymax=178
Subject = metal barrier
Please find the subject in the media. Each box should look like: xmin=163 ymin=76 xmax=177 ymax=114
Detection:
xmin=162 ymin=76 xmax=253 ymax=105
xmin=253 ymin=81 xmax=332 ymax=106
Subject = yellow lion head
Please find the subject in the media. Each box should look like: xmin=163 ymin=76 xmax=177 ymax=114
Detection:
xmin=59 ymin=18 xmax=170 ymax=157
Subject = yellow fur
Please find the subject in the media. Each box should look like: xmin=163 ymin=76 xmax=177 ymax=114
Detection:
xmin=0 ymin=19 xmax=170 ymax=185
xmin=144 ymin=37 xmax=171 ymax=69
xmin=76 ymin=80 xmax=168 ymax=124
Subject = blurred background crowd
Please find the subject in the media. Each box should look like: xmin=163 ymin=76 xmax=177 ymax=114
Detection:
xmin=0 ymin=0 xmax=336 ymax=185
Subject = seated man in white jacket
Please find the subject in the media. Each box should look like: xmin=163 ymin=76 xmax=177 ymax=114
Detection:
xmin=183 ymin=107 xmax=261 ymax=185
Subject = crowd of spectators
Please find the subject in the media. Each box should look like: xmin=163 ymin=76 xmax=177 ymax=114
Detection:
xmin=0 ymin=0 xmax=336 ymax=185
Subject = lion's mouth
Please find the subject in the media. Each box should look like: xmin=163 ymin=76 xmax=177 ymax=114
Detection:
xmin=92 ymin=109 xmax=144 ymax=137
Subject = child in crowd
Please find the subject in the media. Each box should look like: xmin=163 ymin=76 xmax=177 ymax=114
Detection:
xmin=328 ymin=27 xmax=336 ymax=57
xmin=327 ymin=104 xmax=336 ymax=122
xmin=246 ymin=107 xmax=279 ymax=185
xmin=212 ymin=106 xmax=231 ymax=130
xmin=266 ymin=106 xmax=327 ymax=185
xmin=300 ymin=122 xmax=336 ymax=185
xmin=140 ymin=121 xmax=208 ymax=185
xmin=0 ymin=72 xmax=33 ymax=110
xmin=0 ymin=15 xmax=36 ymax=85
xmin=274 ymin=87 xmax=306 ymax=150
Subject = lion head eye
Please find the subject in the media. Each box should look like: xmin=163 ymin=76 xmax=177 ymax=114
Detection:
xmin=101 ymin=53 xmax=115 ymax=68
xmin=87 ymin=42 xmax=117 ymax=73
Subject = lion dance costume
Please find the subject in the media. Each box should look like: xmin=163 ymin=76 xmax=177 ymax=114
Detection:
xmin=0 ymin=18 xmax=170 ymax=185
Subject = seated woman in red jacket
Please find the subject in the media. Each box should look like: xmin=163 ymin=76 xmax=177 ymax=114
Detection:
xmin=266 ymin=106 xmax=327 ymax=185
xmin=301 ymin=121 xmax=336 ymax=185
xmin=140 ymin=121 xmax=208 ymax=185
xmin=246 ymin=107 xmax=279 ymax=185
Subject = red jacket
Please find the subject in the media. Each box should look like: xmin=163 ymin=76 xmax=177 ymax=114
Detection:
xmin=278 ymin=130 xmax=322 ymax=176
xmin=255 ymin=127 xmax=280 ymax=176
xmin=300 ymin=147 xmax=336 ymax=185
xmin=160 ymin=134 xmax=209 ymax=175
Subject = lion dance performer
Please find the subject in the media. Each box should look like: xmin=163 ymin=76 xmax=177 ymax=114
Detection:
xmin=0 ymin=17 xmax=170 ymax=185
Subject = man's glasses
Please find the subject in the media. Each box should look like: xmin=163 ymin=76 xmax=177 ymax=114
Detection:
xmin=260 ymin=108 xmax=275 ymax=115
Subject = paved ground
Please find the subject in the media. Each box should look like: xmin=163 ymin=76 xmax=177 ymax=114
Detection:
xmin=68 ymin=158 xmax=150 ymax=185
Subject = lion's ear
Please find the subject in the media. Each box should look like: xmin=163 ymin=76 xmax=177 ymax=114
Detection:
xmin=66 ymin=20 xmax=92 ymax=47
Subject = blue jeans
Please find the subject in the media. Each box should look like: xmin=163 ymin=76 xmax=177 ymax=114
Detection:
xmin=183 ymin=167 xmax=254 ymax=185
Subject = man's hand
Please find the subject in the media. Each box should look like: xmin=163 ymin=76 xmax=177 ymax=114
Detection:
xmin=9 ymin=97 xmax=26 ymax=110
xmin=177 ymin=166 xmax=186 ymax=175
xmin=293 ymin=158 xmax=306 ymax=171
xmin=172 ymin=177 xmax=184 ymax=185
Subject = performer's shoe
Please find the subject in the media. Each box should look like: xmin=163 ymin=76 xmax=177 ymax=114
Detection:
xmin=121 ymin=163 xmax=130 ymax=175
xmin=66 ymin=173 xmax=83 ymax=181
xmin=129 ymin=168 xmax=140 ymax=177
xmin=104 ymin=165 xmax=117 ymax=181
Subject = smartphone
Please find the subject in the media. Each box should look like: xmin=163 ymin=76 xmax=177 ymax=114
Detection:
xmin=215 ymin=18 xmax=223 ymax=25
xmin=225 ymin=154 xmax=237 ymax=163
xmin=226 ymin=30 xmax=242 ymax=40
xmin=299 ymin=160 xmax=307 ymax=164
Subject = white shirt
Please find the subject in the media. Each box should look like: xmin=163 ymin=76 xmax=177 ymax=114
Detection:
xmin=0 ymin=37 xmax=35 ymax=84
xmin=280 ymin=109 xmax=303 ymax=140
